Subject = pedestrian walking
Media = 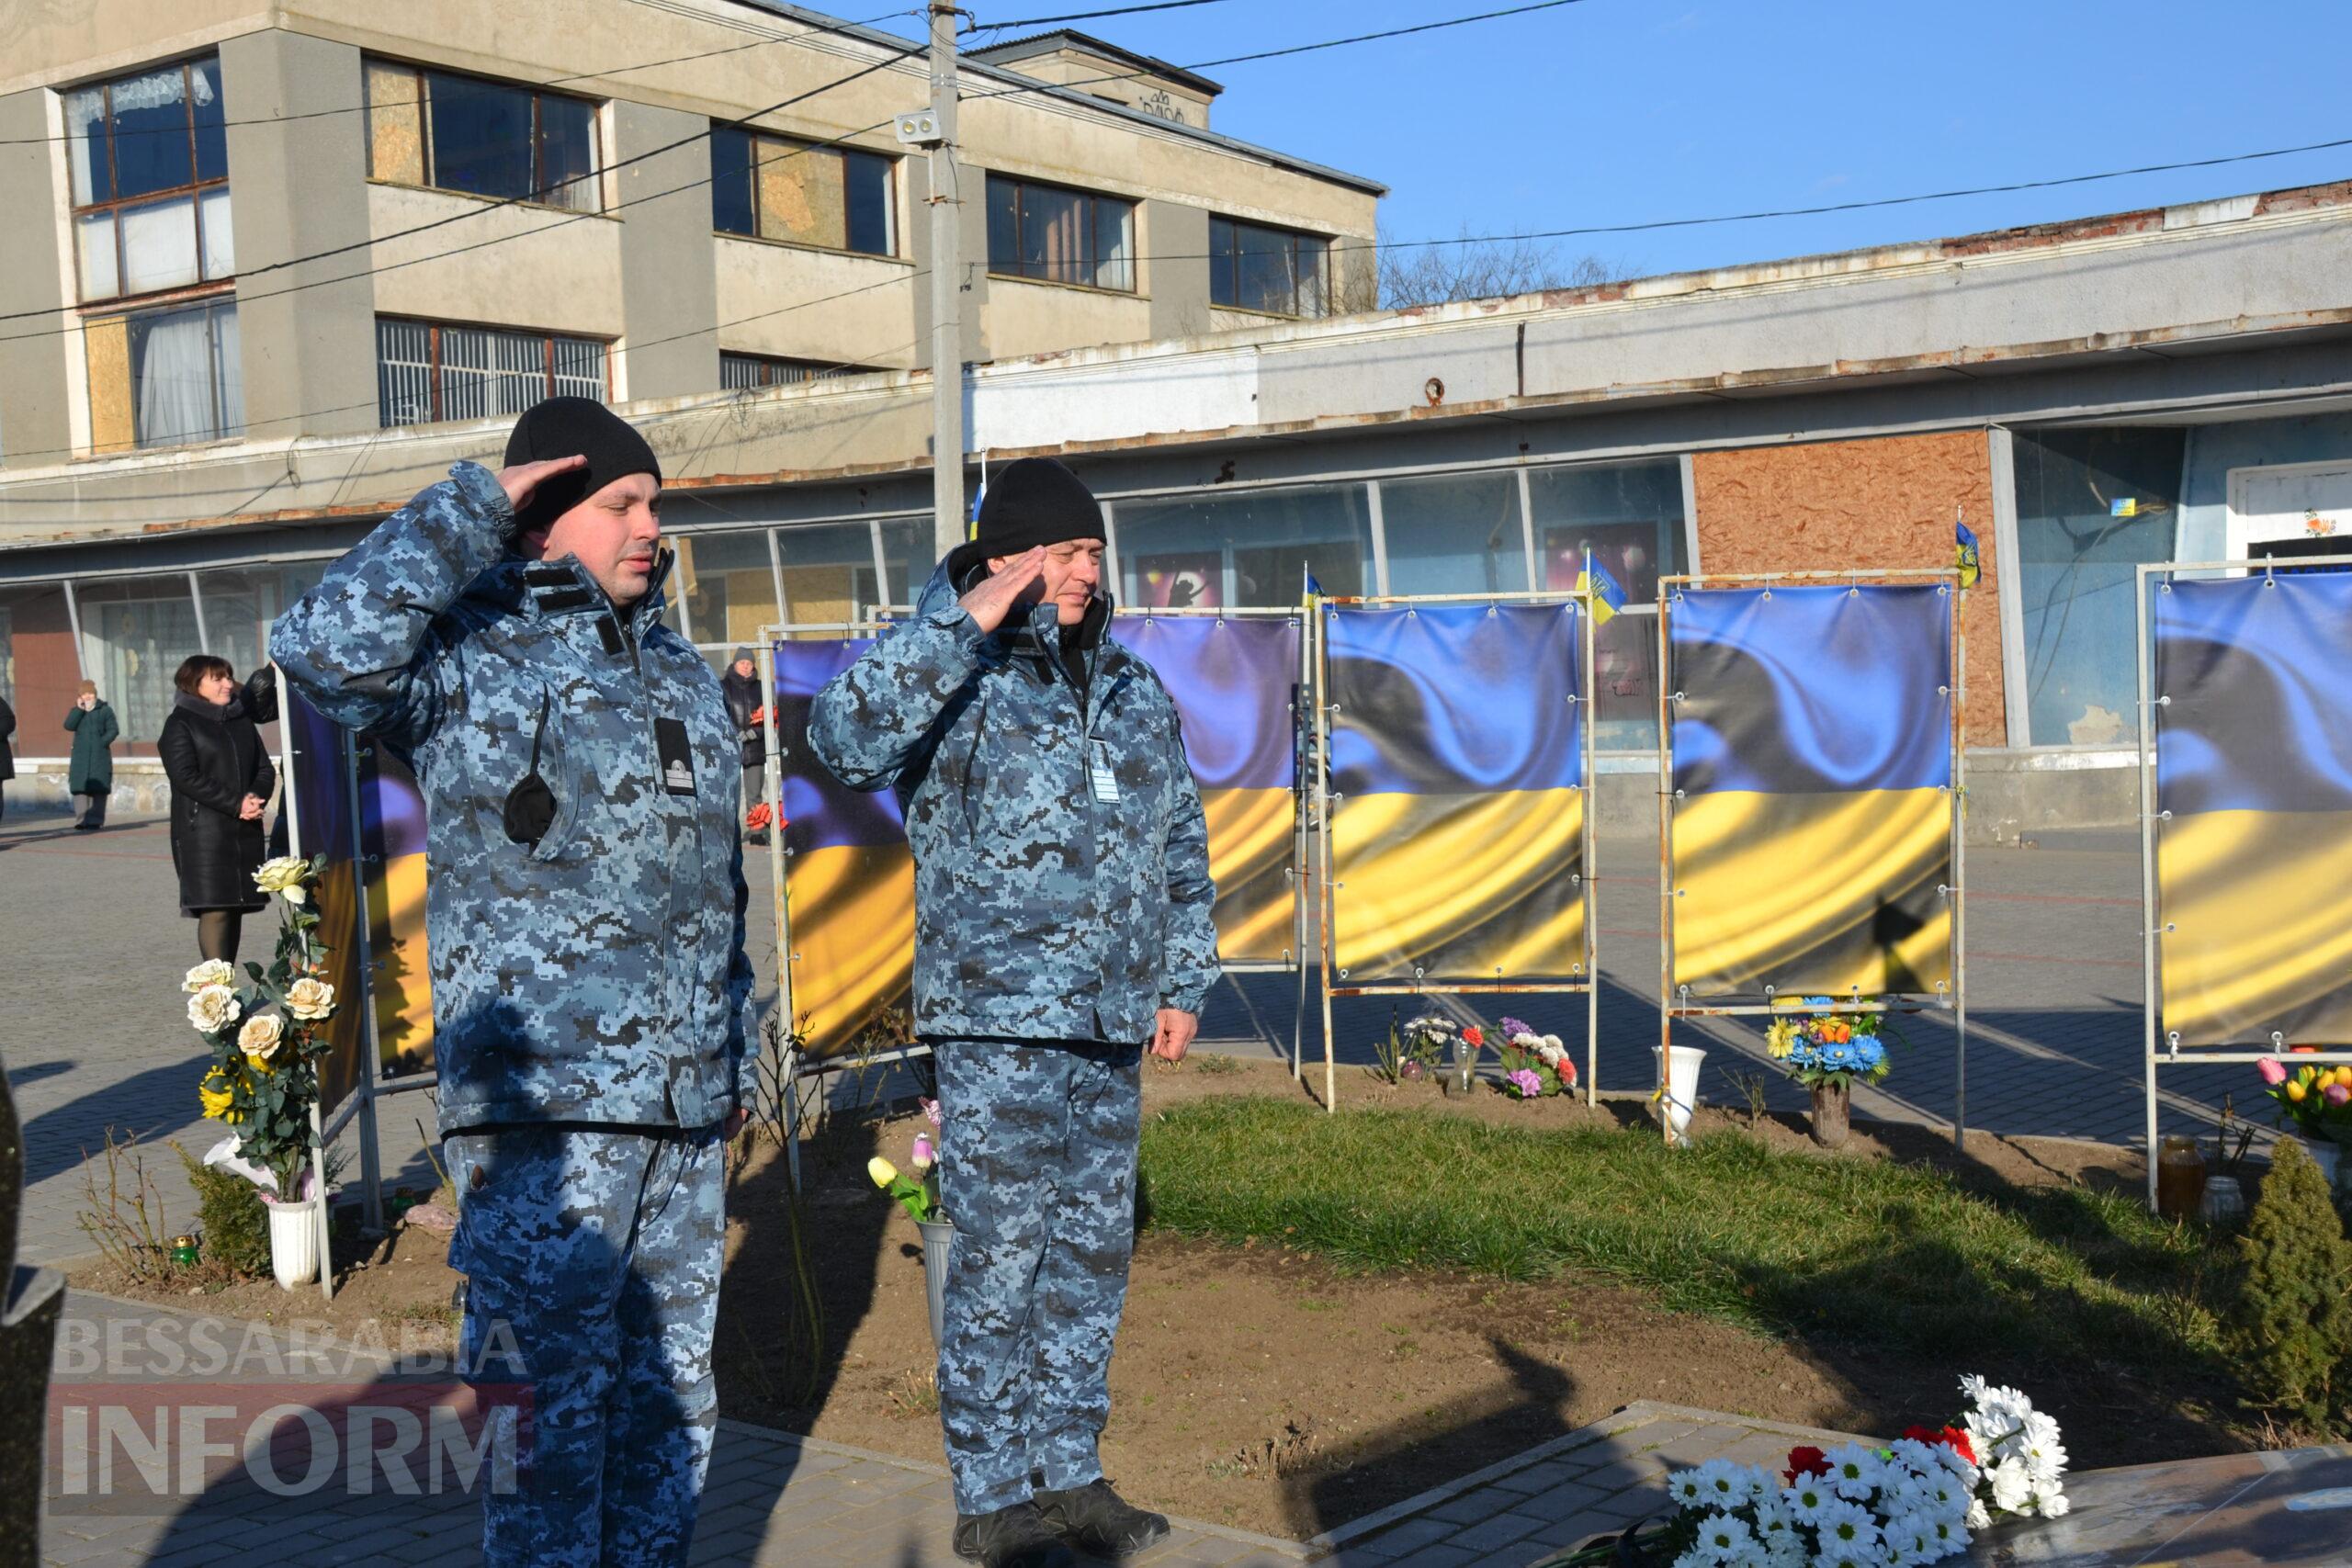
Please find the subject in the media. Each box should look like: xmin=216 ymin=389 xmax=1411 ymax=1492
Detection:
xmin=719 ymin=648 xmax=768 ymax=841
xmin=0 ymin=690 xmax=15 ymax=825
xmin=810 ymin=457 xmax=1220 ymax=1568
xmin=157 ymin=656 xmax=274 ymax=963
xmin=62 ymin=680 xmax=117 ymax=829
xmin=271 ymin=397 xmax=752 ymax=1568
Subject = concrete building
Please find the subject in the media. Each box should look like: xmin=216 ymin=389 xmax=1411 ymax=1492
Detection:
xmin=0 ymin=14 xmax=2347 ymax=840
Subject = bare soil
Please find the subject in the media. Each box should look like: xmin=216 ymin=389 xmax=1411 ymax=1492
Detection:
xmin=72 ymin=1056 xmax=2256 ymax=1542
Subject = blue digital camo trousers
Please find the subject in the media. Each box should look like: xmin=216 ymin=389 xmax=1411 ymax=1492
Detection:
xmin=443 ymin=1123 xmax=724 ymax=1567
xmin=934 ymin=1039 xmax=1144 ymax=1516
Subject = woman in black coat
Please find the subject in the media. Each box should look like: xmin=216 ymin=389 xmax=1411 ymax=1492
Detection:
xmin=720 ymin=648 xmax=768 ymax=843
xmin=159 ymin=654 xmax=275 ymax=962
xmin=0 ymin=692 xmax=15 ymax=825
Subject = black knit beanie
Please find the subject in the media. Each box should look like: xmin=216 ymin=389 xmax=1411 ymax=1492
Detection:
xmin=503 ymin=397 xmax=663 ymax=533
xmin=973 ymin=458 xmax=1104 ymax=557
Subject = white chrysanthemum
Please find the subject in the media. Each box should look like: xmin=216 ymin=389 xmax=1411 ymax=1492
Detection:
xmin=1812 ymin=1497 xmax=1880 ymax=1554
xmin=1691 ymin=1513 xmax=1755 ymax=1563
xmin=1989 ymin=1461 xmax=2035 ymax=1515
xmin=183 ymin=959 xmax=234 ymax=993
xmin=2033 ymin=1486 xmax=2070 ymax=1519
xmin=1667 ymin=1467 xmax=1712 ymax=1507
xmin=1965 ymin=1497 xmax=1991 ymax=1530
xmin=1881 ymin=1511 xmax=1936 ymax=1566
xmin=187 ymin=985 xmax=241 ymax=1034
xmin=1785 ymin=1474 xmax=1838 ymax=1524
xmin=1671 ymin=1548 xmax=1713 ymax=1568
xmin=1822 ymin=1443 xmax=1885 ymax=1502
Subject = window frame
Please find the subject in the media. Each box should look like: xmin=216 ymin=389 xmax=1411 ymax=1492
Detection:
xmin=363 ymin=59 xmax=605 ymax=213
xmin=985 ymin=174 xmax=1138 ymax=296
xmin=374 ymin=316 xmax=612 ymax=428
xmin=127 ymin=297 xmax=242 ymax=449
xmin=719 ymin=352 xmax=865 ymax=389
xmin=707 ymin=125 xmax=898 ymax=258
xmin=1208 ymin=216 xmax=1331 ymax=320
xmin=64 ymin=55 xmax=232 ymax=307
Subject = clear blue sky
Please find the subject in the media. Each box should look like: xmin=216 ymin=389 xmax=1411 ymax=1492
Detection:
xmin=872 ymin=0 xmax=2352 ymax=279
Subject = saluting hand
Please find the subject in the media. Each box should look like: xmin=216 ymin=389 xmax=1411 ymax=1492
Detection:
xmin=956 ymin=547 xmax=1046 ymax=636
xmin=494 ymin=455 xmax=588 ymax=513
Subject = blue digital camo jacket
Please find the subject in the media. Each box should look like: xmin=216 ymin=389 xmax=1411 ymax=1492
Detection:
xmin=808 ymin=562 xmax=1219 ymax=1043
xmin=271 ymin=462 xmax=752 ymax=1134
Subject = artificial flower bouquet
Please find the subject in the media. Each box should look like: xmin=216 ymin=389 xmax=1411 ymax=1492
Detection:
xmin=1496 ymin=1015 xmax=1577 ymax=1100
xmin=1375 ymin=1011 xmax=1475 ymax=1085
xmin=188 ymin=855 xmax=341 ymax=1203
xmin=1767 ymin=996 xmax=1898 ymax=1089
xmin=1541 ymin=1376 xmax=2065 ymax=1567
xmin=2257 ymin=1046 xmax=2352 ymax=1145
xmin=869 ymin=1096 xmax=944 ymax=1224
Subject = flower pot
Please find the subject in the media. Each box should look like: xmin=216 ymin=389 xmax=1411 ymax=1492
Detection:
xmin=2298 ymin=1135 xmax=2343 ymax=1196
xmin=1652 ymin=1045 xmax=1706 ymax=1147
xmin=266 ymin=1195 xmax=322 ymax=1292
xmin=2199 ymin=1174 xmax=2245 ymax=1224
xmin=917 ymin=1218 xmax=955 ymax=1347
xmin=1810 ymin=1078 xmax=1852 ymax=1149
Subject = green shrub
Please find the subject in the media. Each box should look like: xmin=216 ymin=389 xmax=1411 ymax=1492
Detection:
xmin=175 ymin=1142 xmax=271 ymax=1278
xmin=2230 ymin=1138 xmax=2352 ymax=1427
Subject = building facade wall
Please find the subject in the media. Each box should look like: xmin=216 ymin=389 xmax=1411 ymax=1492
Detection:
xmin=1690 ymin=431 xmax=2007 ymax=746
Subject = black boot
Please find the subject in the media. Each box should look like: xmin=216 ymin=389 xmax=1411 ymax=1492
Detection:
xmin=952 ymin=1501 xmax=1079 ymax=1568
xmin=1034 ymin=1479 xmax=1170 ymax=1558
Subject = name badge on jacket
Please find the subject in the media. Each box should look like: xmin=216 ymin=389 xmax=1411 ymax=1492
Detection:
xmin=654 ymin=717 xmax=697 ymax=795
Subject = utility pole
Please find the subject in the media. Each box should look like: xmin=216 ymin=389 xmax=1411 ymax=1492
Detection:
xmin=926 ymin=1 xmax=965 ymax=558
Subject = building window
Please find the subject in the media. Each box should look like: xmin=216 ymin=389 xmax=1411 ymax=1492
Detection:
xmin=84 ymin=299 xmax=242 ymax=452
xmin=375 ymin=318 xmax=607 ymax=427
xmin=709 ymin=127 xmax=894 ymax=256
xmin=1118 ymin=485 xmax=1374 ymax=608
xmin=1209 ymin=218 xmax=1329 ymax=318
xmin=2011 ymin=426 xmax=2186 ymax=747
xmin=364 ymin=60 xmax=601 ymax=212
xmin=1529 ymin=458 xmax=1690 ymax=751
xmin=986 ymin=175 xmax=1135 ymax=293
xmin=1381 ymin=472 xmax=1528 ymax=596
xmin=64 ymin=57 xmax=233 ymax=304
xmin=720 ymin=353 xmax=856 ymax=390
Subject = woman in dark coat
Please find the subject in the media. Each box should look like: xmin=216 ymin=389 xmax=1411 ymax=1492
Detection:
xmin=0 ymin=692 xmax=15 ymax=825
xmin=720 ymin=648 xmax=768 ymax=843
xmin=62 ymin=680 xmax=118 ymax=829
xmin=158 ymin=654 xmax=274 ymax=962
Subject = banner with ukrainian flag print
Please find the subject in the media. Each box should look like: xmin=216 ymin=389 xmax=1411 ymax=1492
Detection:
xmin=2154 ymin=570 xmax=2352 ymax=1045
xmin=1324 ymin=602 xmax=1588 ymax=984
xmin=1668 ymin=584 xmax=1956 ymax=998
xmin=776 ymin=613 xmax=1305 ymax=1059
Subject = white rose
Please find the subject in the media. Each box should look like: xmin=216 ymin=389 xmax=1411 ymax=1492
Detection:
xmin=2035 ymin=1490 xmax=2070 ymax=1519
xmin=187 ymin=986 xmax=242 ymax=1034
xmin=1987 ymin=1461 xmax=2033 ymax=1514
xmin=285 ymin=976 xmax=336 ymax=1021
xmin=1965 ymin=1498 xmax=1991 ymax=1530
xmin=183 ymin=959 xmax=234 ymax=994
xmin=238 ymin=1012 xmax=287 ymax=1062
xmin=254 ymin=855 xmax=310 ymax=897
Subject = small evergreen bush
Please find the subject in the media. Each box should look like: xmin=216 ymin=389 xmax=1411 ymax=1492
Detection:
xmin=175 ymin=1142 xmax=271 ymax=1279
xmin=2231 ymin=1138 xmax=2352 ymax=1428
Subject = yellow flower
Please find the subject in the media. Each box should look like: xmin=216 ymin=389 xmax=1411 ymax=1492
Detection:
xmin=2288 ymin=1079 xmax=2310 ymax=1103
xmin=1766 ymin=1019 xmax=1798 ymax=1060
xmin=199 ymin=1068 xmax=248 ymax=1125
xmin=867 ymin=1156 xmax=899 ymax=1190
xmin=243 ymin=1052 xmax=277 ymax=1076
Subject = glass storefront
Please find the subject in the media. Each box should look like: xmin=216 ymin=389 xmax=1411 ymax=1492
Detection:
xmin=1117 ymin=484 xmax=1374 ymax=609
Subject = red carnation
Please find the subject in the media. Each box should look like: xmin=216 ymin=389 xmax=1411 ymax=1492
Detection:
xmin=1903 ymin=1424 xmax=1977 ymax=1464
xmin=1784 ymin=1446 xmax=1830 ymax=1483
xmin=1462 ymin=1026 xmax=1485 ymax=1047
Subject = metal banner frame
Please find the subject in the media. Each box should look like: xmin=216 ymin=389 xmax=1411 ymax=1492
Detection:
xmin=758 ymin=607 xmax=1313 ymax=1178
xmin=1310 ymin=590 xmax=1601 ymax=1114
xmin=1655 ymin=568 xmax=1970 ymax=1148
xmin=2136 ymin=552 xmax=2352 ymax=1210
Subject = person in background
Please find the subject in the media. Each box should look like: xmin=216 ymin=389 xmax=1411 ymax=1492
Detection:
xmin=239 ymin=661 xmax=291 ymax=860
xmin=0 ymin=690 xmax=16 ymax=825
xmin=62 ymin=680 xmax=118 ymax=830
xmin=720 ymin=648 xmax=768 ymax=843
xmin=158 ymin=655 xmax=273 ymax=962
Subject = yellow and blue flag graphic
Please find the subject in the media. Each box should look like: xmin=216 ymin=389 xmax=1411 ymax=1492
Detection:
xmin=1669 ymin=585 xmax=1954 ymax=998
xmin=2154 ymin=572 xmax=2352 ymax=1044
xmin=1955 ymin=519 xmax=1982 ymax=590
xmin=1574 ymin=558 xmax=1628 ymax=626
xmin=1325 ymin=604 xmax=1586 ymax=983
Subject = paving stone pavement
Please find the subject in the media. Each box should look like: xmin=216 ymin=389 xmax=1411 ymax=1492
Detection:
xmin=39 ymin=1289 xmax=1847 ymax=1568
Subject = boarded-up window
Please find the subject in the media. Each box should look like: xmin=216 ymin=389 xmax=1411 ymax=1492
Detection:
xmin=84 ymin=300 xmax=242 ymax=452
xmin=709 ymin=126 xmax=894 ymax=256
xmin=364 ymin=59 xmax=601 ymax=212
xmin=365 ymin=59 xmax=424 ymax=186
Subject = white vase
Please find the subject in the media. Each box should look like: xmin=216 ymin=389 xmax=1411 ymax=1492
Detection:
xmin=267 ymin=1196 xmax=322 ymax=1291
xmin=1653 ymin=1044 xmax=1707 ymax=1148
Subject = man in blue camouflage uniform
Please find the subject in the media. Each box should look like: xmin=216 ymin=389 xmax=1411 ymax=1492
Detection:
xmin=271 ymin=399 xmax=752 ymax=1567
xmin=811 ymin=457 xmax=1219 ymax=1568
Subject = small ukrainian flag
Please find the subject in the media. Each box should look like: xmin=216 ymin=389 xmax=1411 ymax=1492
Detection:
xmin=1955 ymin=519 xmax=1982 ymax=590
xmin=1574 ymin=558 xmax=1627 ymax=626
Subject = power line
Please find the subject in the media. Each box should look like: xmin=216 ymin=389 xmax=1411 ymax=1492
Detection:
xmin=972 ymin=0 xmax=1236 ymax=29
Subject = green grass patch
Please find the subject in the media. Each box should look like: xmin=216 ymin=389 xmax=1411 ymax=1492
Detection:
xmin=1137 ymin=1098 xmax=2228 ymax=1376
